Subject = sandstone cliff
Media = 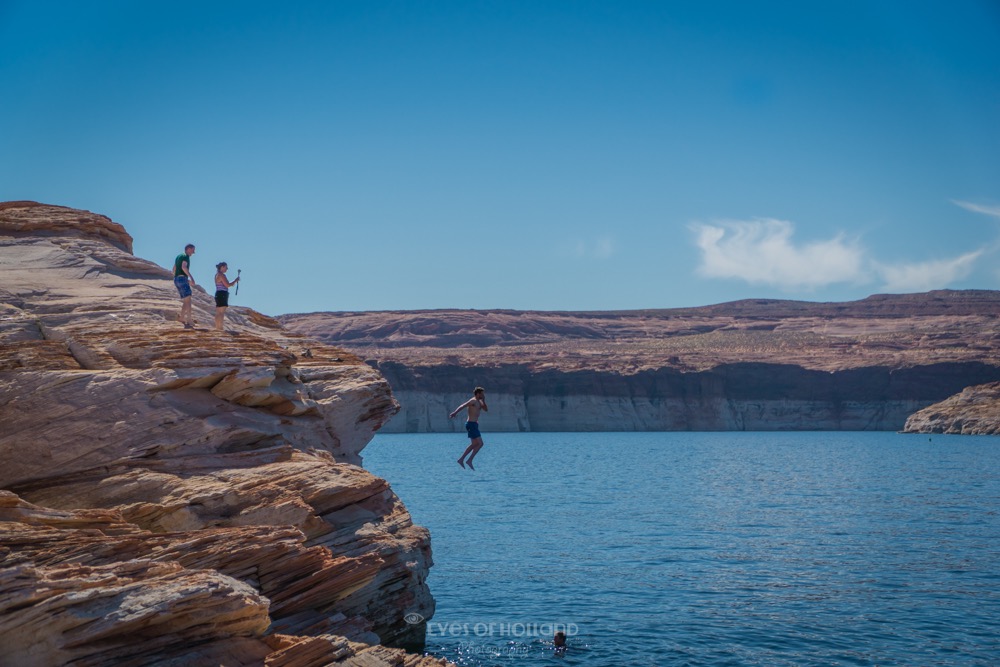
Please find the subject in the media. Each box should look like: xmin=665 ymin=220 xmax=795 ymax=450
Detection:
xmin=0 ymin=202 xmax=447 ymax=666
xmin=903 ymin=382 xmax=1000 ymax=435
xmin=280 ymin=292 xmax=1000 ymax=432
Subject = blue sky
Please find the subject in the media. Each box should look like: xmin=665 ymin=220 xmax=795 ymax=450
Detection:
xmin=2 ymin=1 xmax=999 ymax=315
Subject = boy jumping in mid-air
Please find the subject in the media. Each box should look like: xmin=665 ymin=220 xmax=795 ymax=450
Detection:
xmin=450 ymin=386 xmax=488 ymax=469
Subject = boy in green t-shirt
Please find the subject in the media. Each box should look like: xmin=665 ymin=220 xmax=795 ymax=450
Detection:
xmin=173 ymin=244 xmax=196 ymax=328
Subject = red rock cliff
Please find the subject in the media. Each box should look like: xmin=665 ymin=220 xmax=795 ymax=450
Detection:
xmin=0 ymin=203 xmax=448 ymax=666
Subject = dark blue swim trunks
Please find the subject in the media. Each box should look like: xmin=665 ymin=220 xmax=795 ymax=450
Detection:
xmin=465 ymin=421 xmax=481 ymax=439
xmin=174 ymin=275 xmax=192 ymax=299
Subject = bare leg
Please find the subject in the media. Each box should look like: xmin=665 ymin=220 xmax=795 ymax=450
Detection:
xmin=458 ymin=440 xmax=478 ymax=467
xmin=458 ymin=444 xmax=475 ymax=466
xmin=214 ymin=306 xmax=226 ymax=330
xmin=465 ymin=438 xmax=485 ymax=467
xmin=181 ymin=296 xmax=193 ymax=327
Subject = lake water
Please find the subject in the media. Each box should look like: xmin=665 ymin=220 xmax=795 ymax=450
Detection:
xmin=362 ymin=432 xmax=1000 ymax=667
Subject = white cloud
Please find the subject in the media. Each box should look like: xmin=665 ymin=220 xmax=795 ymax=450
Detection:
xmin=875 ymin=250 xmax=982 ymax=293
xmin=690 ymin=218 xmax=867 ymax=289
xmin=691 ymin=216 xmax=988 ymax=294
xmin=953 ymin=200 xmax=1000 ymax=220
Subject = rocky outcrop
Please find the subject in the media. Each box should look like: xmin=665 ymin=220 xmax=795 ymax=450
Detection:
xmin=902 ymin=382 xmax=1000 ymax=435
xmin=280 ymin=292 xmax=1000 ymax=432
xmin=0 ymin=202 xmax=447 ymax=666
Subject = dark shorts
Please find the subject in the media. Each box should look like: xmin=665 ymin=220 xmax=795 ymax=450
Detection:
xmin=215 ymin=290 xmax=229 ymax=307
xmin=174 ymin=275 xmax=192 ymax=299
xmin=466 ymin=421 xmax=482 ymax=440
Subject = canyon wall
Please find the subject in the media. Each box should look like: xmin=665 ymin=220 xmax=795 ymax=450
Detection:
xmin=0 ymin=202 xmax=448 ymax=666
xmin=281 ymin=293 xmax=1000 ymax=433
xmin=373 ymin=361 xmax=1000 ymax=433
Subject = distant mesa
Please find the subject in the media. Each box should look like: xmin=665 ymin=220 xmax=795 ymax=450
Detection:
xmin=279 ymin=291 xmax=1000 ymax=434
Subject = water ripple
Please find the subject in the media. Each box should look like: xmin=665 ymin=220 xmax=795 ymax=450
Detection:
xmin=366 ymin=432 xmax=1000 ymax=666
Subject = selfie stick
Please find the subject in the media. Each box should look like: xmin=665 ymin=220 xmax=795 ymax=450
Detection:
xmin=235 ymin=269 xmax=241 ymax=296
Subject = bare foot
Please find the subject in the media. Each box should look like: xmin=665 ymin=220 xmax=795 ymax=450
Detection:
xmin=466 ymin=461 xmax=475 ymax=471
xmin=457 ymin=459 xmax=465 ymax=468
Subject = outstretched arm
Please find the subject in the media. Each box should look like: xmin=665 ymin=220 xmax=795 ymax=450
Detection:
xmin=449 ymin=398 xmax=475 ymax=419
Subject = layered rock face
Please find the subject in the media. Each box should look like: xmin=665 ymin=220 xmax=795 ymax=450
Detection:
xmin=903 ymin=382 xmax=1000 ymax=435
xmin=0 ymin=202 xmax=447 ymax=666
xmin=280 ymin=293 xmax=1000 ymax=432
xmin=368 ymin=361 xmax=999 ymax=433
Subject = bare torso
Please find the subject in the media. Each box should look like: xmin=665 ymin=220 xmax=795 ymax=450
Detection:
xmin=466 ymin=399 xmax=484 ymax=422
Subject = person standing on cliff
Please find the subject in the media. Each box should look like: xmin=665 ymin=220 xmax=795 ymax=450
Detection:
xmin=213 ymin=261 xmax=239 ymax=331
xmin=174 ymin=244 xmax=197 ymax=329
xmin=450 ymin=387 xmax=488 ymax=469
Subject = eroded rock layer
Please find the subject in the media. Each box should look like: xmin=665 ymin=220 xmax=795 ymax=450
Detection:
xmin=0 ymin=202 xmax=446 ymax=666
xmin=903 ymin=382 xmax=1000 ymax=435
